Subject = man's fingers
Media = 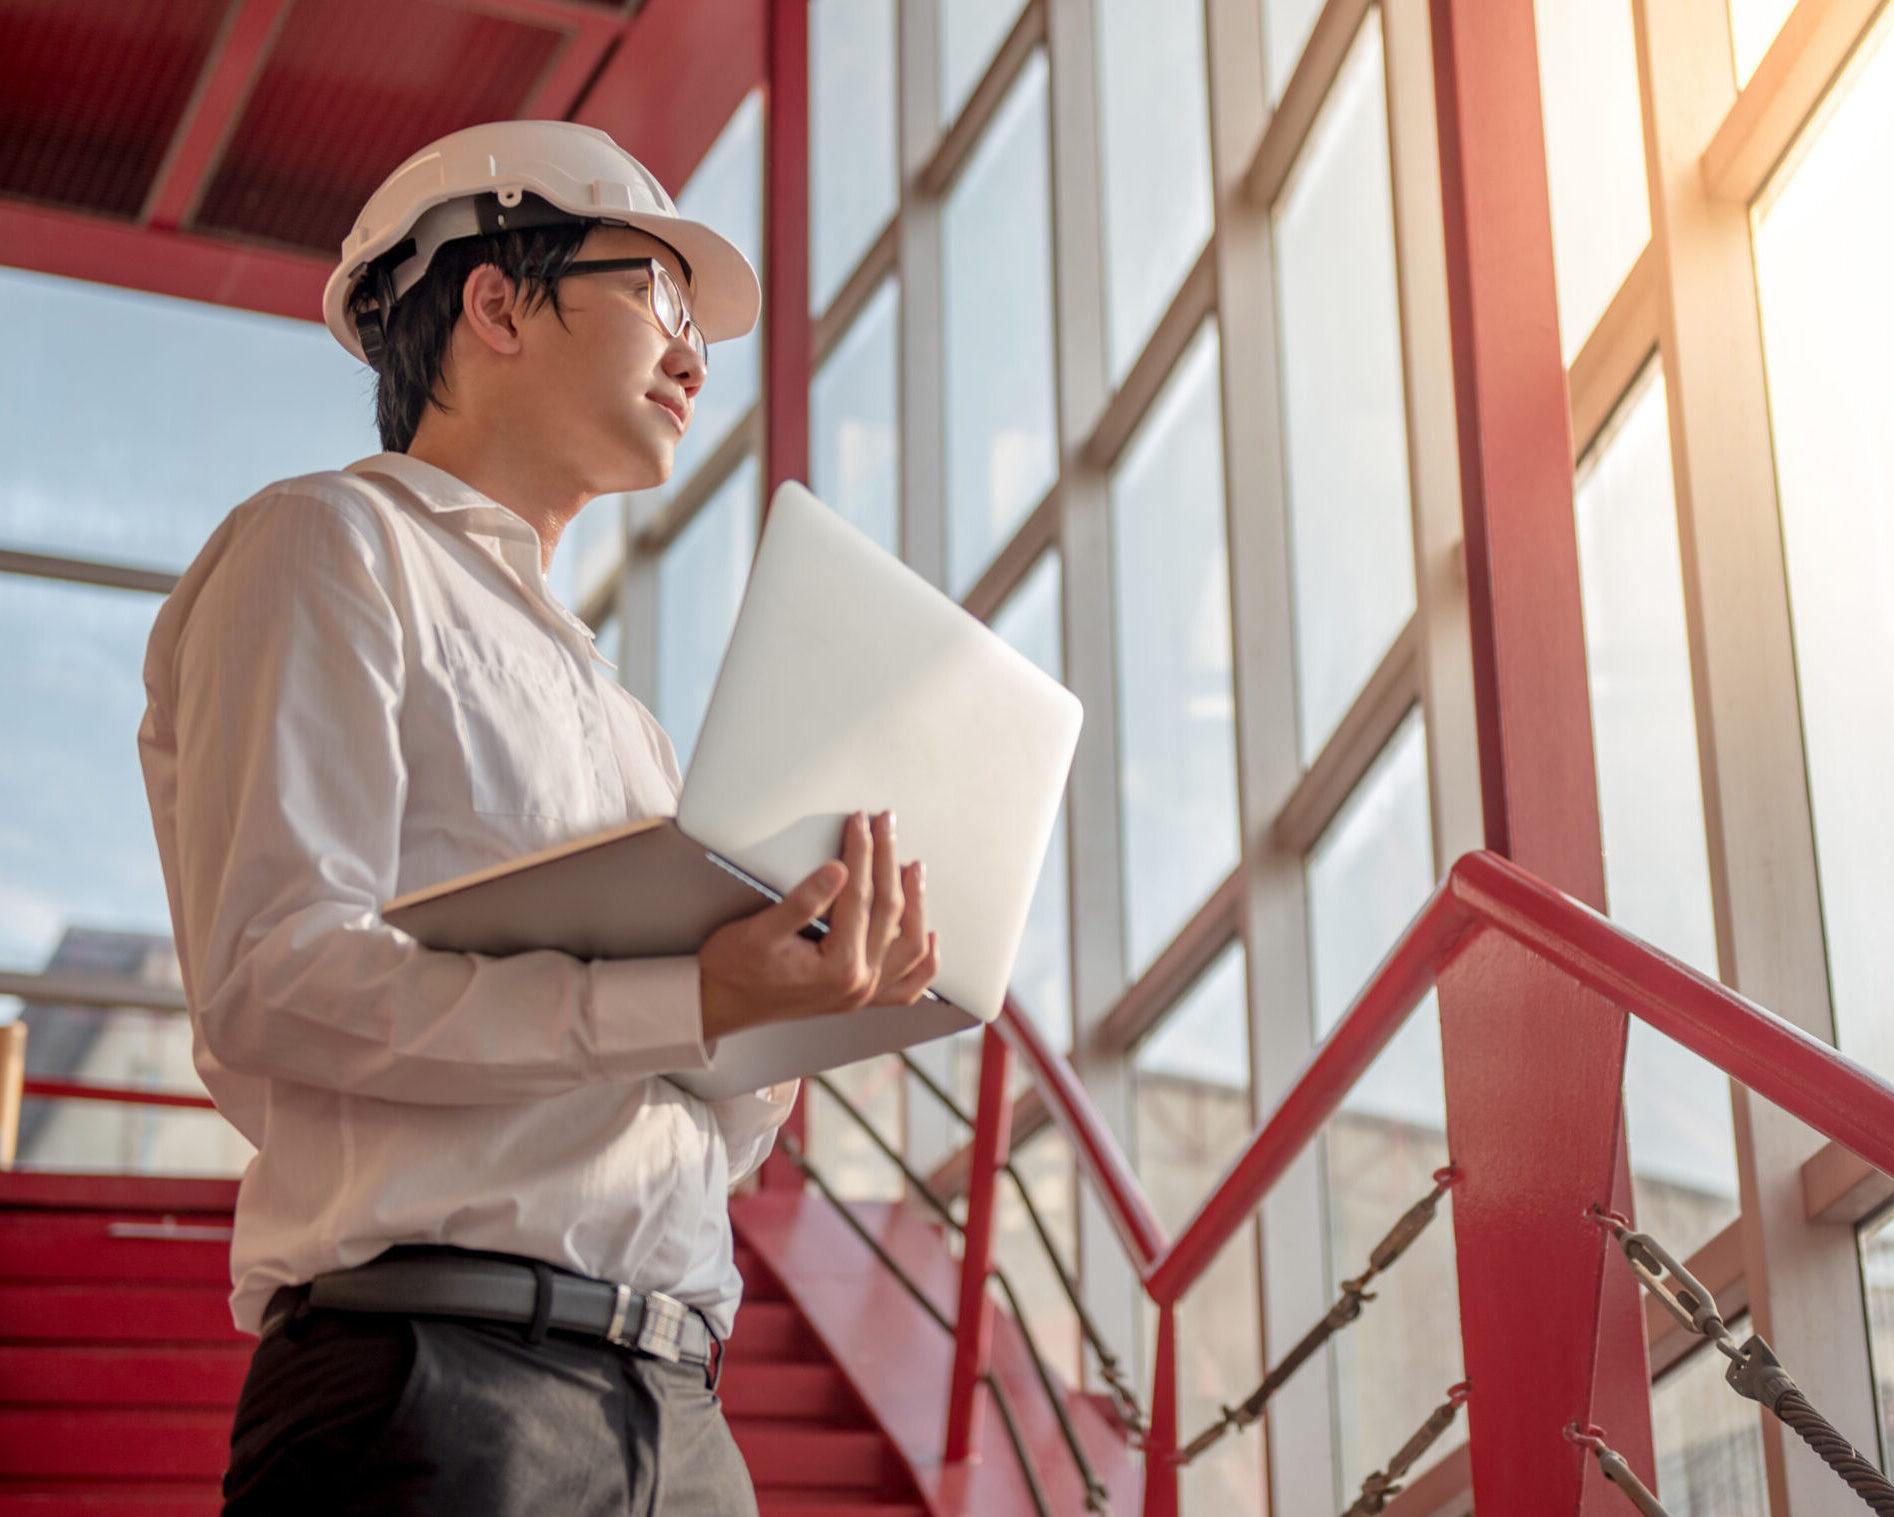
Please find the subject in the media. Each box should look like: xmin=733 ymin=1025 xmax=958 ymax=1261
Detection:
xmin=880 ymin=861 xmax=928 ymax=980
xmin=878 ymin=931 xmax=941 ymax=1004
xmin=863 ymin=812 xmax=905 ymax=967
xmin=823 ymin=812 xmax=873 ymax=977
xmin=766 ymin=859 xmax=849 ymax=933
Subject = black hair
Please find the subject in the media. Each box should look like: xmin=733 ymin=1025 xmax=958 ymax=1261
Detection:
xmin=352 ymin=215 xmax=592 ymax=452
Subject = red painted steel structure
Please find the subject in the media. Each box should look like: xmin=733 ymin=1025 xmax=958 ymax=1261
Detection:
xmin=1426 ymin=0 xmax=1655 ymax=1504
xmin=943 ymin=1026 xmax=1015 ymax=1459
xmin=755 ymin=0 xmax=812 ymax=1190
xmin=944 ymin=848 xmax=1894 ymax=1513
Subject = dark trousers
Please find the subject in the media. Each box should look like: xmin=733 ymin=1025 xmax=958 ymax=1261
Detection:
xmin=222 ymin=1303 xmax=758 ymax=1516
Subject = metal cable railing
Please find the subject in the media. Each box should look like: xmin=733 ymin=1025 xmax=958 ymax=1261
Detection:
xmin=805 ymin=1064 xmax=1117 ymax=1507
xmin=1588 ymin=1207 xmax=1894 ymax=1514
xmin=1175 ymin=1164 xmax=1460 ymax=1464
xmin=1341 ymin=1381 xmax=1471 ymax=1516
xmin=777 ymin=1132 xmax=1055 ymax=1517
xmin=898 ymin=1050 xmax=1148 ymax=1433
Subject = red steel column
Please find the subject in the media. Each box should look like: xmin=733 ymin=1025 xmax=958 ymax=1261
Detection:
xmin=944 ymin=1026 xmax=1016 ymax=1460
xmin=758 ymin=0 xmax=812 ymax=1190
xmin=1427 ymin=0 xmax=1654 ymax=1508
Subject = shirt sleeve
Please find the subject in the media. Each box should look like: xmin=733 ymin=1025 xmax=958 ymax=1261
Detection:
xmin=160 ymin=490 xmax=712 ymax=1105
xmin=714 ymin=1081 xmax=800 ymax=1187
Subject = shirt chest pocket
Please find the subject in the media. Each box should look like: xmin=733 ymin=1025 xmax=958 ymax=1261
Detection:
xmin=434 ymin=627 xmax=590 ymax=819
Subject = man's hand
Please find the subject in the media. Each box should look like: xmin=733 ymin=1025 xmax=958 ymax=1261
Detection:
xmin=697 ymin=810 xmax=939 ymax=1042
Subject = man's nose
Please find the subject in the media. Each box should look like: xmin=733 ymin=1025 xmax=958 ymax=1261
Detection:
xmin=666 ymin=336 xmax=706 ymax=397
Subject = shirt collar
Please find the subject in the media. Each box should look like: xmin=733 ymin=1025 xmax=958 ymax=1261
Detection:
xmin=345 ymin=452 xmax=599 ymax=646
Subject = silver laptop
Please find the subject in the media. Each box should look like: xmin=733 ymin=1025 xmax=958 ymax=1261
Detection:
xmin=670 ymin=480 xmax=1081 ymax=1085
xmin=386 ymin=481 xmax=1081 ymax=1098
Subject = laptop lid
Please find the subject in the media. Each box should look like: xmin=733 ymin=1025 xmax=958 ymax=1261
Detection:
xmin=675 ymin=480 xmax=1082 ymax=1023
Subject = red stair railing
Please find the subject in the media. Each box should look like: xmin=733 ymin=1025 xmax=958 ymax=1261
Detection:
xmin=944 ymin=847 xmax=1894 ymax=1516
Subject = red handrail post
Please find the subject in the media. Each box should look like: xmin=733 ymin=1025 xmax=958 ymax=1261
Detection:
xmin=1141 ymin=1302 xmax=1181 ymax=1517
xmin=944 ymin=1024 xmax=1015 ymax=1461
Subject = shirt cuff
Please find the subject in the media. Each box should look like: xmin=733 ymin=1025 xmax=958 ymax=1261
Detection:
xmin=711 ymin=1079 xmax=800 ymax=1149
xmin=585 ymin=954 xmax=714 ymax=1077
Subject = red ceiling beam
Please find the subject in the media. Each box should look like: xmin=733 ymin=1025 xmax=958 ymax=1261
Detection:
xmin=0 ymin=200 xmax=327 ymax=323
xmin=141 ymin=0 xmax=295 ymax=232
xmin=575 ymin=0 xmax=765 ymax=189
xmin=519 ymin=11 xmax=625 ymax=119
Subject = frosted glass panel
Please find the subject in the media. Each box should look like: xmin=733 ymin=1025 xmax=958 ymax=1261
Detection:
xmin=548 ymin=495 xmax=623 ymax=611
xmin=0 ymin=267 xmax=376 ymax=572
xmin=1574 ymin=363 xmax=1739 ymax=1259
xmin=943 ymin=51 xmax=1058 ymax=595
xmin=811 ymin=0 xmax=897 ymax=313
xmin=672 ymin=92 xmax=765 ymax=486
xmin=1110 ymin=322 xmax=1240 ymax=976
xmin=1306 ymin=711 xmax=1461 ymax=1494
xmin=811 ymin=278 xmax=900 ymax=556
xmin=1863 ymin=1209 xmax=1894 ymax=1463
xmin=940 ymin=0 xmax=1025 ymax=126
xmin=1535 ymin=0 xmax=1651 ymax=361
xmin=1134 ymin=943 xmax=1264 ymax=1517
xmin=989 ymin=553 xmax=1071 ymax=1040
xmin=1274 ymin=14 xmax=1415 ymax=763
xmin=1095 ymin=0 xmax=1214 ymax=379
xmin=657 ymin=458 xmax=757 ymax=771
xmin=1753 ymin=21 xmax=1894 ymax=1083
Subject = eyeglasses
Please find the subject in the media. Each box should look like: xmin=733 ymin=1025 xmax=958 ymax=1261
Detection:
xmin=560 ymin=257 xmax=709 ymax=370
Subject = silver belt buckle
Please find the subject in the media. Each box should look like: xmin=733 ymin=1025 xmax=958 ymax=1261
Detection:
xmin=635 ymin=1289 xmax=688 ymax=1363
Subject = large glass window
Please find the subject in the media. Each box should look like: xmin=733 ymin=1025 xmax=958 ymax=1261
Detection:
xmin=1263 ymin=0 xmax=1326 ymax=101
xmin=1863 ymin=1207 xmax=1894 ymax=1461
xmin=939 ymin=0 xmax=1026 ymax=128
xmin=810 ymin=278 xmax=900 ymax=556
xmin=1273 ymin=13 xmax=1416 ymax=764
xmin=989 ymin=551 xmax=1072 ymax=1040
xmin=942 ymin=50 xmax=1058 ymax=597
xmin=1534 ymin=0 xmax=1652 ymax=361
xmin=1651 ymin=1330 xmax=1770 ymax=1511
xmin=0 ymin=580 xmax=172 ymax=969
xmin=1110 ymin=321 xmax=1239 ymax=977
xmin=656 ymin=457 xmax=758 ymax=772
xmin=1729 ymin=0 xmax=1796 ymax=86
xmin=1574 ymin=363 xmax=1740 ymax=1259
xmin=672 ymin=91 xmax=765 ymax=487
xmin=1306 ymin=711 xmax=1461 ymax=1495
xmin=810 ymin=0 xmax=897 ymax=314
xmin=1133 ymin=942 xmax=1264 ymax=1516
xmin=548 ymin=495 xmax=624 ymax=612
xmin=0 ymin=268 xmax=376 ymax=572
xmin=1753 ymin=19 xmax=1894 ymax=1084
xmin=1093 ymin=0 xmax=1214 ymax=380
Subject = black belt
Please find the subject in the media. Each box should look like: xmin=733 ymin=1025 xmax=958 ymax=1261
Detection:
xmin=263 ymin=1248 xmax=723 ymax=1388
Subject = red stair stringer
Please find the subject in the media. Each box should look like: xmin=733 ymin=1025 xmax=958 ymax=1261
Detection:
xmin=730 ymin=1190 xmax=1141 ymax=1517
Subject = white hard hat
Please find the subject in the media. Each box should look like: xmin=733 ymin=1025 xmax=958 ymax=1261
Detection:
xmin=321 ymin=119 xmax=761 ymax=366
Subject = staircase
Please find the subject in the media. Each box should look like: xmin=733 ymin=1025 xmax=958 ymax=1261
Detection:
xmin=0 ymin=1174 xmax=925 ymax=1516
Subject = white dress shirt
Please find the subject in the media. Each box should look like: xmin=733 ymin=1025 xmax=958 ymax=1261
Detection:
xmin=137 ymin=451 xmax=795 ymax=1337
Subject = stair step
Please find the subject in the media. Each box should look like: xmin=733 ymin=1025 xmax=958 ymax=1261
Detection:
xmin=720 ymin=1300 xmax=818 ymax=1363
xmin=0 ymin=1411 xmax=229 ymax=1480
xmin=757 ymin=1498 xmax=925 ymax=1516
xmin=0 ymin=1486 xmax=926 ymax=1517
xmin=722 ymin=1360 xmax=865 ymax=1422
xmin=0 ymin=1346 xmax=249 ymax=1407
xmin=0 ymin=1488 xmax=219 ymax=1517
xmin=0 ymin=1285 xmax=240 ymax=1344
xmin=732 ymin=1245 xmax=785 ymax=1300
xmin=0 ymin=1216 xmax=231 ymax=1285
xmin=731 ymin=1422 xmax=905 ymax=1491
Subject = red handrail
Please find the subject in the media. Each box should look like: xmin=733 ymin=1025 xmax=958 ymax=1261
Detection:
xmin=954 ymin=848 xmax=1894 ymax=1514
xmin=21 ymin=1078 xmax=218 ymax=1110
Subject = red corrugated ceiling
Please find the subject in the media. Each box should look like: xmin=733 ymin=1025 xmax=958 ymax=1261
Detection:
xmin=195 ymin=0 xmax=565 ymax=254
xmin=0 ymin=0 xmax=229 ymax=219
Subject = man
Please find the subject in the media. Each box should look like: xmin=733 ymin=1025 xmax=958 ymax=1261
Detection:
xmin=136 ymin=120 xmax=936 ymax=1515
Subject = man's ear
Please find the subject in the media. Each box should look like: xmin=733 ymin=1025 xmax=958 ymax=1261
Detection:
xmin=459 ymin=264 xmax=526 ymax=356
